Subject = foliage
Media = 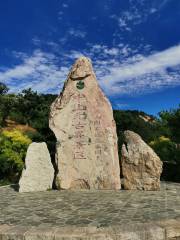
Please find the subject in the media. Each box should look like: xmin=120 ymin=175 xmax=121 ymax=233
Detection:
xmin=159 ymin=107 xmax=180 ymax=143
xmin=0 ymin=88 xmax=57 ymax=184
xmin=0 ymin=179 xmax=11 ymax=186
xmin=8 ymin=89 xmax=56 ymax=127
xmin=0 ymin=130 xmax=32 ymax=182
xmin=0 ymin=88 xmax=57 ymax=153
xmin=113 ymin=110 xmax=165 ymax=159
xmin=114 ymin=108 xmax=180 ymax=182
xmin=149 ymin=136 xmax=180 ymax=164
xmin=0 ymin=94 xmax=17 ymax=127
xmin=114 ymin=110 xmax=162 ymax=143
xmin=0 ymin=82 xmax=9 ymax=95
xmin=0 ymin=85 xmax=180 ymax=184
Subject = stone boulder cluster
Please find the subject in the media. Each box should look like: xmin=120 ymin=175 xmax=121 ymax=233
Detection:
xmin=18 ymin=57 xmax=163 ymax=192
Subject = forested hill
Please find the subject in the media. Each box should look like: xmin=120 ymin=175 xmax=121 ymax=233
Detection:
xmin=0 ymin=83 xmax=180 ymax=184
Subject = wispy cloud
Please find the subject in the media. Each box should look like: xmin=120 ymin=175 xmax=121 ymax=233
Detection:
xmin=58 ymin=27 xmax=87 ymax=45
xmin=111 ymin=1 xmax=160 ymax=32
xmin=62 ymin=3 xmax=68 ymax=8
xmin=109 ymin=45 xmax=180 ymax=80
xmin=32 ymin=37 xmax=41 ymax=46
xmin=0 ymin=50 xmax=68 ymax=93
xmin=1 ymin=44 xmax=180 ymax=96
xmin=68 ymin=28 xmax=86 ymax=38
xmin=159 ymin=0 xmax=171 ymax=9
xmin=113 ymin=103 xmax=129 ymax=109
xmin=32 ymin=37 xmax=60 ymax=51
xmin=100 ymin=45 xmax=180 ymax=95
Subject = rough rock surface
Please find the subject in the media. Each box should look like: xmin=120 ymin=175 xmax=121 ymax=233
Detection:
xmin=121 ymin=130 xmax=163 ymax=190
xmin=49 ymin=56 xmax=120 ymax=190
xmin=19 ymin=142 xmax=54 ymax=192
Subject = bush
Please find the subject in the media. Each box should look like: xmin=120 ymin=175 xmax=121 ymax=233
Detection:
xmin=0 ymin=130 xmax=31 ymax=182
xmin=159 ymin=106 xmax=180 ymax=143
xmin=149 ymin=136 xmax=179 ymax=164
xmin=25 ymin=130 xmax=44 ymax=142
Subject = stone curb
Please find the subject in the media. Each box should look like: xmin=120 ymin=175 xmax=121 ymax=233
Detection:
xmin=0 ymin=185 xmax=11 ymax=189
xmin=0 ymin=184 xmax=17 ymax=189
xmin=0 ymin=219 xmax=180 ymax=240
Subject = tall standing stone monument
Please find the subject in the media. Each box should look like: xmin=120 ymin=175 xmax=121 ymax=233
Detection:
xmin=49 ymin=57 xmax=120 ymax=190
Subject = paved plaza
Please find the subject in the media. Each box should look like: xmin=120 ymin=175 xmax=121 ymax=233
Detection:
xmin=0 ymin=182 xmax=180 ymax=239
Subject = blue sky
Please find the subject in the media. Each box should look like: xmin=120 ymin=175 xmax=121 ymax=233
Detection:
xmin=0 ymin=0 xmax=180 ymax=115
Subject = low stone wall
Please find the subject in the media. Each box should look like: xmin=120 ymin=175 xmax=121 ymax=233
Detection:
xmin=1 ymin=220 xmax=180 ymax=240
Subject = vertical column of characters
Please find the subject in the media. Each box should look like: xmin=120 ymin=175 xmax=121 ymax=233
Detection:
xmin=71 ymin=93 xmax=87 ymax=160
xmin=94 ymin=112 xmax=104 ymax=162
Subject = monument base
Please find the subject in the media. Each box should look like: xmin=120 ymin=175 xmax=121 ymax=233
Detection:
xmin=0 ymin=182 xmax=180 ymax=239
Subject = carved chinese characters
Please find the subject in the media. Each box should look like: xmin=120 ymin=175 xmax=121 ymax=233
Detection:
xmin=72 ymin=93 xmax=87 ymax=161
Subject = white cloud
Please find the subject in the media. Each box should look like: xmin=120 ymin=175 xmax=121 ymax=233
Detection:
xmin=32 ymin=37 xmax=60 ymax=51
xmin=114 ymin=103 xmax=129 ymax=109
xmin=111 ymin=1 xmax=160 ymax=33
xmin=1 ymin=44 xmax=180 ymax=97
xmin=58 ymin=11 xmax=64 ymax=20
xmin=0 ymin=50 xmax=69 ymax=93
xmin=32 ymin=37 xmax=41 ymax=46
xmin=64 ymin=50 xmax=84 ymax=60
xmin=112 ymin=45 xmax=180 ymax=79
xmin=104 ymin=48 xmax=119 ymax=56
xmin=68 ymin=28 xmax=86 ymax=38
xmin=62 ymin=3 xmax=68 ymax=8
xmin=150 ymin=8 xmax=157 ymax=14
xmin=89 ymin=44 xmax=120 ymax=57
xmin=100 ymin=45 xmax=180 ymax=95
xmin=159 ymin=0 xmax=171 ymax=9
xmin=58 ymin=28 xmax=87 ymax=45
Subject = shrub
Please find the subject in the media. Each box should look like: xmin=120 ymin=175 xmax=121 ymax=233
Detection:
xmin=149 ymin=136 xmax=178 ymax=163
xmin=0 ymin=130 xmax=31 ymax=182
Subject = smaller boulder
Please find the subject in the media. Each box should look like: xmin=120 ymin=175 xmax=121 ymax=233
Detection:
xmin=121 ymin=130 xmax=163 ymax=190
xmin=19 ymin=142 xmax=54 ymax=192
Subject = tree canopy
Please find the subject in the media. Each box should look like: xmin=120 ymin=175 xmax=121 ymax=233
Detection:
xmin=0 ymin=82 xmax=9 ymax=95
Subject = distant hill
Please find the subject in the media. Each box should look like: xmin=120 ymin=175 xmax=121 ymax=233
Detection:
xmin=113 ymin=110 xmax=160 ymax=145
xmin=3 ymin=119 xmax=37 ymax=133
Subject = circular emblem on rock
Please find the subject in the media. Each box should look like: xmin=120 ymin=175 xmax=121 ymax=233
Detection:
xmin=76 ymin=80 xmax=85 ymax=90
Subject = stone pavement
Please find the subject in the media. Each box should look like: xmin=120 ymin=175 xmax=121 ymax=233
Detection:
xmin=0 ymin=182 xmax=180 ymax=239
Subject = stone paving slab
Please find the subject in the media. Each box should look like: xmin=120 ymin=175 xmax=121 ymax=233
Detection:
xmin=0 ymin=182 xmax=180 ymax=239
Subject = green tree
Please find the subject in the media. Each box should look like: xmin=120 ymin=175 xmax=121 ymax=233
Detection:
xmin=159 ymin=106 xmax=180 ymax=143
xmin=149 ymin=136 xmax=178 ymax=163
xmin=0 ymin=94 xmax=17 ymax=127
xmin=0 ymin=82 xmax=9 ymax=95
xmin=113 ymin=110 xmax=164 ymax=153
xmin=9 ymin=89 xmax=57 ymax=166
